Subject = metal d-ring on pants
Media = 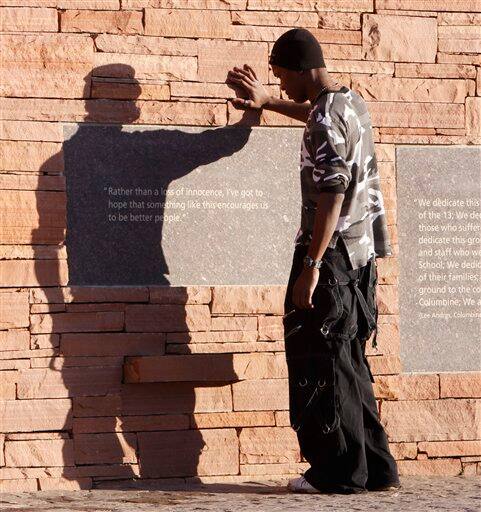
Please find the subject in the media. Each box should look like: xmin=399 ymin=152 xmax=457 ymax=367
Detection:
xmin=283 ymin=240 xmax=400 ymax=493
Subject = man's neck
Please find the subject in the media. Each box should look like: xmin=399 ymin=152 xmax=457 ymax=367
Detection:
xmin=306 ymin=72 xmax=342 ymax=103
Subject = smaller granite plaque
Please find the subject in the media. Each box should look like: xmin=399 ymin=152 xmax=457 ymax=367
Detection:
xmin=397 ymin=146 xmax=481 ymax=373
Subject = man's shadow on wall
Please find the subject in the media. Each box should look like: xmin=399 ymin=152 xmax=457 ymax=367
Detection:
xmin=34 ymin=64 xmax=260 ymax=488
xmin=64 ymin=66 xmax=253 ymax=286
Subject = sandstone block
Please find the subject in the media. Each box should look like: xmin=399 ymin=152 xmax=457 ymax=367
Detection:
xmin=0 ymin=329 xmax=29 ymax=351
xmin=138 ymin=428 xmax=239 ymax=477
xmin=119 ymin=414 xmax=189 ymax=432
xmin=395 ymin=63 xmax=476 ymax=79
xmin=149 ymin=286 xmax=211 ymax=304
xmin=438 ymin=12 xmax=481 ymax=24
xmin=58 ymin=0 xmax=120 ymax=6
xmin=373 ymin=374 xmax=439 ymax=400
xmin=210 ymin=315 xmax=257 ymax=331
xmin=368 ymin=355 xmax=402 ymax=375
xmin=1 ymin=32 xmax=93 ymax=65
xmin=0 ymin=119 xmax=63 ymax=142
xmin=258 ymin=315 xmax=283 ymax=341
xmin=318 ymin=11 xmax=361 ymax=30
xmin=30 ymin=311 xmax=124 ymax=334
xmin=232 ymin=353 xmax=287 ymax=380
xmin=249 ymin=0 xmax=373 ymax=11
xmin=240 ymin=462 xmax=310 ymax=475
xmin=377 ymin=0 xmax=480 ymax=11
xmin=0 ymin=291 xmax=29 ymax=329
xmin=0 ymin=7 xmax=57 ymax=31
xmin=39 ymin=477 xmax=92 ymax=490
xmin=167 ymin=340 xmax=285 ymax=354
xmin=1 ymin=68 xmax=91 ymax=99
xmin=377 ymin=258 xmax=398 ymax=286
xmin=17 ymin=366 xmax=122 ymax=399
xmin=366 ymin=321 xmax=401 ymax=356
xmin=0 ymin=141 xmax=63 ymax=172
xmin=145 ymin=8 xmax=231 ymax=38
xmin=61 ymin=332 xmax=165 ymax=357
xmin=165 ymin=330 xmax=257 ymax=344
xmin=94 ymin=33 xmax=197 ymax=56
xmin=0 ymin=260 xmax=68 ymax=286
xmin=376 ymin=144 xmax=395 ymax=162
xmin=125 ymin=304 xmax=210 ymax=332
xmin=418 ymin=440 xmax=481 ymax=457
xmin=124 ymin=354 xmax=239 ymax=383
xmin=124 ymin=0 xmax=246 ymax=9
xmin=233 ymin=10 xmax=317 ymax=27
xmin=352 ymin=76 xmax=469 ymax=103
xmin=92 ymin=79 xmax=170 ymax=101
xmin=191 ymin=411 xmax=275 ymax=429
xmin=397 ymin=458 xmax=462 ymax=476
xmin=440 ymin=372 xmax=481 ymax=398
xmin=376 ymin=284 xmax=399 ymax=314
xmin=122 ymin=382 xmax=232 ymax=415
xmin=198 ymin=39 xmax=268 ymax=83
xmin=211 ymin=285 xmax=285 ymax=314
xmin=0 ymin=479 xmax=37 ymax=491
xmin=33 ymin=327 xmax=64 ymax=351
xmin=239 ymin=426 xmax=300 ymax=464
xmin=0 ymin=399 xmax=72 ymax=432
xmin=73 ymin=394 xmax=122 ymax=418
xmin=327 ymin=59 xmax=394 ymax=75
xmin=5 ymin=439 xmax=74 ymax=467
xmin=439 ymin=38 xmax=480 ymax=54
xmin=61 ymin=9 xmax=143 ymax=34
xmin=362 ymin=14 xmax=436 ymax=62
xmin=31 ymin=286 xmax=148 ymax=304
xmin=74 ymin=432 xmax=137 ymax=465
xmin=368 ymin=102 xmax=464 ymax=129
xmin=437 ymin=53 xmax=480 ymax=66
xmin=389 ymin=442 xmax=417 ymax=460
xmin=381 ymin=399 xmax=479 ymax=442
xmin=93 ymin=52 xmax=197 ymax=81
xmin=466 ymin=98 xmax=481 ymax=137
xmin=232 ymin=379 xmax=288 ymax=411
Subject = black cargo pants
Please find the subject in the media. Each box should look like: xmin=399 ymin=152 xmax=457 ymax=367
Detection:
xmin=283 ymin=240 xmax=400 ymax=493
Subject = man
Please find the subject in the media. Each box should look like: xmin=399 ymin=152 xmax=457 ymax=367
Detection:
xmin=226 ymin=28 xmax=400 ymax=494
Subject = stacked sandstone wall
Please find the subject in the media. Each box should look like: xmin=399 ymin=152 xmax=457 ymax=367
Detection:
xmin=0 ymin=0 xmax=480 ymax=491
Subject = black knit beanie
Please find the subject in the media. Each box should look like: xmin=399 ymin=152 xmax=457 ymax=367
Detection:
xmin=269 ymin=28 xmax=326 ymax=71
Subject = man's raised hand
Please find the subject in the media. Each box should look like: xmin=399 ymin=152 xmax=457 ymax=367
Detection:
xmin=226 ymin=64 xmax=270 ymax=110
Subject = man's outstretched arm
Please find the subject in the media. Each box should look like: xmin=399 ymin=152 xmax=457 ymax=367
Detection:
xmin=263 ymin=97 xmax=311 ymax=123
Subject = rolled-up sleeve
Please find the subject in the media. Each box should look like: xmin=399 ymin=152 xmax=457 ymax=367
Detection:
xmin=310 ymin=114 xmax=352 ymax=194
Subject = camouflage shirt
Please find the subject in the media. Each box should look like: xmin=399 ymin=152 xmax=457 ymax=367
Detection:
xmin=294 ymin=85 xmax=392 ymax=270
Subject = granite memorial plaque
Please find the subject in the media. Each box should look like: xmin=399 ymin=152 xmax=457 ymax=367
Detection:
xmin=63 ymin=124 xmax=304 ymax=286
xmin=397 ymin=146 xmax=481 ymax=372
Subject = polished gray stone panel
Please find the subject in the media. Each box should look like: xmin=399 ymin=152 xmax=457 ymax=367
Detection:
xmin=397 ymin=145 xmax=481 ymax=373
xmin=63 ymin=124 xmax=304 ymax=286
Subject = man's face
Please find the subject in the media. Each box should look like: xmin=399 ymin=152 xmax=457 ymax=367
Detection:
xmin=270 ymin=63 xmax=307 ymax=103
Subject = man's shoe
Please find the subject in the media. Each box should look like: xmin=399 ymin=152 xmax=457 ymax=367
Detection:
xmin=287 ymin=475 xmax=321 ymax=493
xmin=287 ymin=475 xmax=366 ymax=494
